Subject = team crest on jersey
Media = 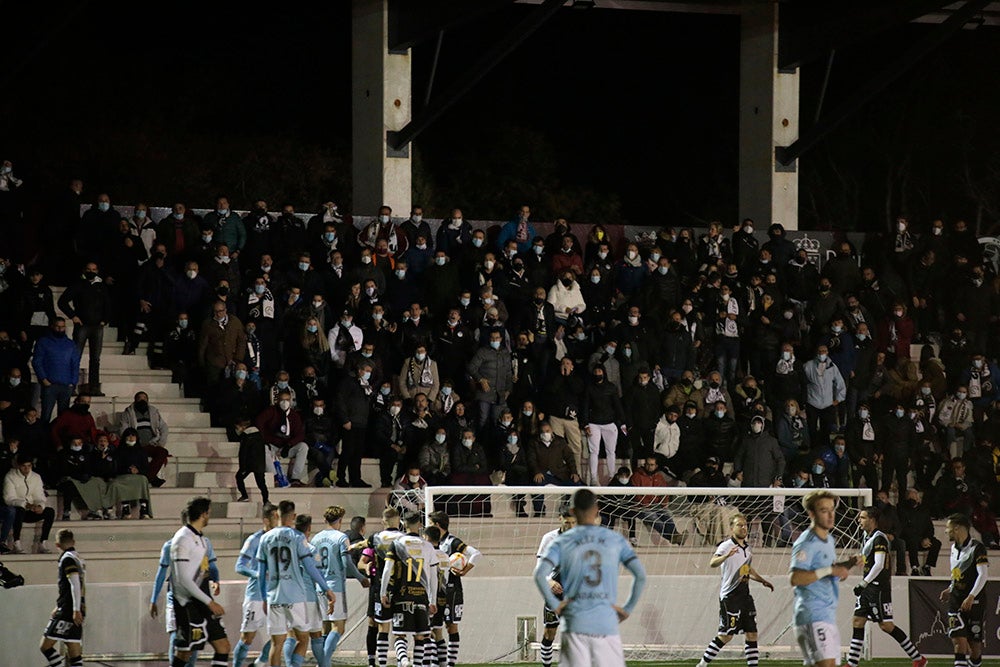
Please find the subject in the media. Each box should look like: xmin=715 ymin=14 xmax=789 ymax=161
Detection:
xmin=796 ymin=550 xmax=808 ymax=563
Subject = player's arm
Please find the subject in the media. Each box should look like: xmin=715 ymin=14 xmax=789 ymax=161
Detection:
xmin=454 ymin=541 xmax=481 ymax=576
xmin=151 ymin=543 xmax=170 ymax=608
xmin=342 ymin=539 xmax=368 ymax=585
xmin=962 ymin=553 xmax=989 ymax=611
xmin=426 ymin=552 xmax=439 ymax=609
xmin=236 ymin=538 xmax=257 ymax=578
xmin=380 ymin=552 xmax=397 ymax=602
xmin=747 ymin=566 xmax=774 ymax=591
xmin=789 ymin=543 xmax=857 ymax=585
xmin=66 ymin=565 xmax=84 ymax=625
xmin=533 ymin=557 xmax=562 ymax=611
xmin=619 ymin=554 xmax=648 ymax=621
xmin=709 ymin=544 xmax=738 ymax=568
xmin=855 ymin=548 xmax=886 ymax=592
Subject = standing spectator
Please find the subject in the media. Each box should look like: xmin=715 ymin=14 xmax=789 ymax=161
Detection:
xmin=627 ymin=368 xmax=663 ymax=469
xmin=164 ymin=313 xmax=198 ymax=387
xmin=631 ymin=456 xmax=684 ymax=544
xmin=435 ymin=208 xmax=473 ymax=256
xmin=496 ymin=205 xmax=536 ymax=256
xmin=526 ymin=422 xmax=581 ymax=515
xmin=327 ymin=308 xmax=363 ymax=378
xmin=703 ymin=401 xmax=738 ymax=463
xmin=714 ymin=283 xmax=742 ymax=388
xmin=802 ymin=344 xmax=846 ymax=447
xmin=959 ymin=353 xmax=1000 ymax=423
xmin=881 ymin=402 xmax=916 ymax=496
xmin=899 ymin=487 xmax=940 ymax=575
xmin=774 ymin=399 xmax=809 ymax=467
xmin=214 ymin=362 xmax=264 ymax=438
xmin=467 ymin=330 xmax=514 ymax=429
xmin=233 ymin=418 xmax=269 ymax=504
xmin=450 ymin=428 xmax=490 ymax=486
xmin=876 ymin=302 xmax=914 ymax=367
xmin=372 ymin=396 xmax=410 ymax=489
xmin=154 ymin=203 xmax=200 ymax=264
xmin=197 ymin=301 xmax=246 ymax=386
xmin=117 ymin=391 xmax=170 ymax=487
xmin=550 ymin=235 xmax=584 ymax=278
xmin=547 ymin=271 xmax=586 ymax=326
xmin=937 ymin=386 xmax=975 ymax=458
xmin=817 ymin=435 xmax=852 ymax=488
xmin=357 ymin=204 xmax=408 ymax=257
xmin=581 ymin=364 xmax=627 ymax=485
xmin=255 ymin=389 xmax=309 ymax=487
xmin=397 ymin=344 xmax=440 ymax=403
xmin=1 ymin=456 xmax=54 ymax=554
xmin=15 ymin=267 xmax=56 ymax=352
xmin=31 ymin=318 xmax=80 ymax=422
xmin=58 ymin=262 xmax=111 ymax=396
xmin=334 ymin=362 xmax=374 ymax=488
xmin=75 ymin=193 xmax=120 ymax=267
xmin=952 ymin=265 xmax=992 ymax=352
xmin=546 ymin=357 xmax=585 ymax=472
xmin=733 ymin=415 xmax=784 ymax=488
xmin=846 ymin=403 xmax=880 ymax=491
xmin=203 ymin=196 xmax=246 ymax=258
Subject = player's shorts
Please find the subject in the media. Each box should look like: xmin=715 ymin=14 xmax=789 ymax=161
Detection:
xmin=305 ymin=599 xmax=324 ymax=633
xmin=44 ymin=613 xmax=83 ymax=644
xmin=390 ymin=600 xmax=431 ymax=635
xmin=174 ymin=601 xmax=226 ymax=652
xmin=430 ymin=602 xmax=446 ymax=630
xmin=368 ymin=582 xmax=392 ymax=623
xmin=324 ymin=589 xmax=348 ymax=622
xmin=543 ymin=604 xmax=560 ymax=629
xmin=947 ymin=601 xmax=985 ymax=642
xmin=240 ymin=599 xmax=267 ymax=634
xmin=561 ymin=632 xmax=625 ymax=667
xmin=266 ymin=602 xmax=312 ymax=635
xmin=794 ymin=621 xmax=840 ymax=666
xmin=853 ymin=585 xmax=893 ymax=623
xmin=165 ymin=599 xmax=176 ymax=634
xmin=444 ymin=585 xmax=464 ymax=625
xmin=718 ymin=592 xmax=758 ymax=635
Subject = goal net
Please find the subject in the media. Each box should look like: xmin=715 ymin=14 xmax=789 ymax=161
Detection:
xmin=388 ymin=485 xmax=872 ymax=664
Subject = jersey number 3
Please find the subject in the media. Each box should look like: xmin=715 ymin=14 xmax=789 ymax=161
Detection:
xmin=583 ymin=550 xmax=602 ymax=586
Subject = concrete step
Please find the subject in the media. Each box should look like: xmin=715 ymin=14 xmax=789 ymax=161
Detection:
xmin=171 ymin=426 xmax=232 ymax=442
xmin=167 ymin=442 xmax=239 ymax=458
xmin=66 ymin=323 xmax=120 ymax=340
xmin=26 ymin=517 xmax=249 ymax=555
xmin=88 ymin=404 xmax=211 ymax=429
xmin=89 ymin=368 xmax=174 ymax=383
xmin=80 ymin=354 xmax=155 ymax=370
xmin=89 ymin=382 xmax=183 ymax=399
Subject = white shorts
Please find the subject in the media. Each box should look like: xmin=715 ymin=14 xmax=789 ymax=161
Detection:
xmin=266 ymin=602 xmax=312 ymax=635
xmin=165 ymin=599 xmax=176 ymax=634
xmin=324 ymin=590 xmax=348 ymax=622
xmin=241 ymin=599 xmax=267 ymax=634
xmin=306 ymin=599 xmax=324 ymax=633
xmin=795 ymin=621 xmax=841 ymax=665
xmin=561 ymin=632 xmax=625 ymax=667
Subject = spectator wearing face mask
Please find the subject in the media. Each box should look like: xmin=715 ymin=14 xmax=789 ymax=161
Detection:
xmin=881 ymin=403 xmax=916 ymax=496
xmin=50 ymin=395 xmax=99 ymax=450
xmin=802 ymin=344 xmax=846 ymax=447
xmin=846 ymin=402 xmax=880 ymax=491
xmin=775 ymin=399 xmax=809 ymax=469
xmin=581 ymin=365 xmax=626 ymax=485
xmin=952 ymin=265 xmax=992 ymax=352
xmin=398 ymin=344 xmax=440 ymax=403
xmin=937 ymin=386 xmax=975 ymax=458
xmin=112 ymin=429 xmax=154 ymax=519
xmin=734 ymin=415 xmax=784 ymax=488
xmin=898 ymin=488 xmax=939 ymax=576
xmin=626 ymin=368 xmax=661 ymax=469
xmin=372 ymin=396 xmax=411 ymax=489
xmin=213 ymin=362 xmax=264 ymax=439
xmin=662 ymin=371 xmax=705 ymax=416
xmin=467 ymin=331 xmax=513 ymax=429
xmin=419 ymin=428 xmax=452 ymax=487
xmin=334 ymin=363 xmax=375 ymax=488
xmin=817 ymin=435 xmax=852 ymax=488
xmin=393 ymin=466 xmax=427 ymax=513
xmin=304 ymin=397 xmax=335 ymax=487
xmin=527 ymin=422 xmax=581 ymax=507
xmin=806 ymin=278 xmax=844 ymax=340
xmin=959 ymin=353 xmax=1000 ymax=423
xmin=327 ymin=308 xmax=364 ymax=374
xmin=197 ymin=300 xmax=246 ymax=386
xmin=163 ymin=312 xmax=198 ymax=389
xmin=117 ymin=392 xmax=169 ymax=487
xmin=497 ymin=206 xmax=537 ymax=256
xmin=450 ymin=429 xmax=490 ymax=488
xmin=614 ymin=244 xmax=647 ymax=298
xmin=255 ymin=389 xmax=309 ymax=487
xmin=233 ymin=418 xmax=268 ymax=503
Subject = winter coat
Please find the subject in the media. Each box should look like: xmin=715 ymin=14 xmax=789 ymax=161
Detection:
xmin=31 ymin=332 xmax=81 ymax=386
xmin=734 ymin=430 xmax=784 ymax=487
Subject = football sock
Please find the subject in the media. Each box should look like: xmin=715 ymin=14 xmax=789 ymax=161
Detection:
xmin=211 ymin=652 xmax=229 ymax=667
xmin=970 ymin=658 xmax=981 ymax=667
xmin=448 ymin=632 xmax=460 ymax=667
xmin=367 ymin=624 xmax=378 ymax=666
xmin=413 ymin=638 xmax=424 ymax=666
xmin=169 ymin=632 xmax=177 ymax=665
xmin=41 ymin=647 xmax=61 ymax=667
xmin=701 ymin=637 xmax=726 ymax=663
xmin=282 ymin=638 xmax=296 ymax=667
xmin=889 ymin=626 xmax=921 ymax=660
xmin=744 ymin=640 xmax=759 ymax=667
xmin=541 ymin=637 xmax=554 ymax=667
xmin=424 ymin=638 xmax=436 ymax=667
xmin=847 ymin=626 xmax=865 ymax=667
xmin=257 ymin=640 xmax=272 ymax=665
xmin=377 ymin=631 xmax=389 ymax=667
xmin=954 ymin=652 xmax=968 ymax=667
xmin=188 ymin=651 xmax=200 ymax=667
xmin=324 ymin=631 xmax=342 ymax=665
xmin=233 ymin=640 xmax=251 ymax=667
xmin=436 ymin=638 xmax=448 ymax=667
xmin=69 ymin=657 xmax=83 ymax=667
xmin=310 ymin=636 xmax=326 ymax=667
xmin=290 ymin=653 xmax=305 ymax=667
xmin=395 ymin=636 xmax=409 ymax=664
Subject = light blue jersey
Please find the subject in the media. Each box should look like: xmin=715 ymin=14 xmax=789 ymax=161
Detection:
xmin=257 ymin=526 xmax=323 ymax=604
xmin=536 ymin=524 xmax=646 ymax=636
xmin=312 ymin=528 xmax=352 ymax=593
xmin=237 ymin=530 xmax=266 ymax=602
xmin=790 ymin=528 xmax=838 ymax=625
xmin=300 ymin=537 xmax=319 ymax=603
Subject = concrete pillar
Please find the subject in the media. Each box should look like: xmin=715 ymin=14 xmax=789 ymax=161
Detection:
xmin=739 ymin=1 xmax=799 ymax=230
xmin=352 ymin=0 xmax=412 ymax=217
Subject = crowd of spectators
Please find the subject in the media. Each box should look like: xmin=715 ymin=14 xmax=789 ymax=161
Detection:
xmin=1 ymin=173 xmax=1000 ymax=559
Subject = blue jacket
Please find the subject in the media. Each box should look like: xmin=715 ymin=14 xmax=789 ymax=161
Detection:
xmin=496 ymin=219 xmax=537 ymax=255
xmin=32 ymin=333 xmax=81 ymax=386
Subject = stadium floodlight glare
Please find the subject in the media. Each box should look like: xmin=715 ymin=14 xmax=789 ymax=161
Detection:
xmin=385 ymin=485 xmax=872 ymax=664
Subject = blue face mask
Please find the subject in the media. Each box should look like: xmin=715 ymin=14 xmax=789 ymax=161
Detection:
xmin=490 ymin=340 xmax=501 ymax=350
xmin=254 ymin=284 xmax=266 ymax=295
xmin=812 ymin=464 xmax=824 ymax=475
xmin=442 ymin=386 xmax=452 ymax=396
xmin=307 ymin=325 xmax=318 ymax=333
xmin=202 ymin=234 xmax=213 ymax=243
xmin=178 ymin=319 xmax=188 ymax=329
xmin=298 ymin=262 xmax=310 ymax=271
xmin=533 ymin=245 xmax=543 ymax=255
xmin=324 ymin=232 xmax=335 ymax=242
xmin=658 ymin=266 xmax=669 ymax=275
xmin=362 ymin=371 xmax=372 ymax=382
xmin=380 ymin=386 xmax=391 ymax=396
xmin=217 ymin=208 xmax=229 ymax=216
xmin=895 ymin=409 xmax=904 ymax=418
xmin=472 ymin=238 xmax=484 ymax=248
xmin=173 ymin=212 xmax=184 ymax=220
xmin=277 ymin=381 xmax=289 ymax=390
xmin=97 ymin=202 xmax=110 ymax=212
xmin=435 ymin=257 xmax=446 ymax=266
xmin=135 ymin=210 xmax=146 ymax=220
xmin=235 ymin=370 xmax=248 ymax=380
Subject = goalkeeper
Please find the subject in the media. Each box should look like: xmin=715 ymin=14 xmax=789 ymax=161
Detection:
xmin=697 ymin=513 xmax=774 ymax=667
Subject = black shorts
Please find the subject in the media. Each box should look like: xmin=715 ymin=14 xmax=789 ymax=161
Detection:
xmin=368 ymin=581 xmax=392 ymax=623
xmin=391 ymin=600 xmax=431 ymax=635
xmin=543 ymin=605 xmax=560 ymax=629
xmin=444 ymin=585 xmax=464 ymax=625
xmin=948 ymin=601 xmax=985 ymax=642
xmin=44 ymin=612 xmax=83 ymax=643
xmin=718 ymin=593 xmax=757 ymax=635
xmin=174 ymin=600 xmax=226 ymax=652
xmin=853 ymin=586 xmax=893 ymax=623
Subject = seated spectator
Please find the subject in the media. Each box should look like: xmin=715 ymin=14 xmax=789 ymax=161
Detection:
xmin=899 ymin=487 xmax=940 ymax=575
xmin=431 ymin=380 xmax=460 ymax=417
xmin=304 ymin=396 xmax=336 ymax=487
xmin=57 ymin=436 xmax=100 ymax=520
xmin=293 ymin=365 xmax=328 ymax=407
xmin=10 ymin=408 xmax=50 ymax=481
xmin=775 ymin=398 xmax=809 ymax=468
xmin=113 ymin=429 xmax=153 ymax=519
xmin=817 ymin=435 xmax=852 ymax=488
xmin=393 ymin=466 xmax=427 ymax=513
xmin=547 ymin=271 xmax=586 ymax=325
xmin=687 ymin=456 xmax=739 ymax=545
xmin=419 ymin=427 xmax=451 ymax=487
xmin=254 ymin=389 xmax=309 ymax=487
xmin=938 ymin=457 xmax=979 ymax=518
xmin=526 ymin=421 xmax=581 ymax=510
xmin=397 ymin=344 xmax=440 ymax=402
xmin=937 ymin=386 xmax=975 ymax=458
xmin=874 ymin=489 xmax=908 ymax=575
xmin=267 ymin=369 xmax=296 ymax=407
xmin=118 ymin=391 xmax=169 ymax=487
xmin=51 ymin=394 xmax=99 ymax=451
xmin=233 ymin=418 xmax=269 ymax=504
xmin=631 ymin=456 xmax=684 ymax=544
xmin=0 ymin=367 xmax=32 ymax=418
xmin=449 ymin=429 xmax=490 ymax=486
xmin=2 ymin=455 xmax=54 ymax=554
xmin=87 ymin=432 xmax=119 ymax=519
xmin=0 ymin=436 xmax=25 ymax=478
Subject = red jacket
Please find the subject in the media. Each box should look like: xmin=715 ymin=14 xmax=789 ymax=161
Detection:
xmin=630 ymin=468 xmax=678 ymax=507
xmin=255 ymin=405 xmax=306 ymax=448
xmin=876 ymin=314 xmax=914 ymax=361
xmin=50 ymin=408 xmax=99 ymax=448
xmin=550 ymin=251 xmax=584 ymax=277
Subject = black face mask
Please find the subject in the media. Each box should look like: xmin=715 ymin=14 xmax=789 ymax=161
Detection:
xmin=681 ymin=378 xmax=692 ymax=386
xmin=217 ymin=286 xmax=229 ymax=297
xmin=561 ymin=278 xmax=573 ymax=288
xmin=594 ymin=375 xmax=605 ymax=384
xmin=73 ymin=403 xmax=90 ymax=414
xmin=709 ymin=381 xmax=720 ymax=389
xmin=134 ymin=400 xmax=148 ymax=413
xmin=84 ymin=271 xmax=97 ymax=281
xmin=534 ymin=297 xmax=544 ymax=305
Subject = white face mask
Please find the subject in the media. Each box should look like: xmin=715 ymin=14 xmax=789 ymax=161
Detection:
xmin=617 ymin=476 xmax=629 ymax=484
xmin=279 ymin=400 xmax=291 ymax=411
xmin=462 ymin=438 xmax=474 ymax=448
xmin=313 ymin=406 xmax=324 ymax=416
xmin=389 ymin=405 xmax=402 ymax=417
xmin=782 ymin=351 xmax=791 ymax=360
xmin=408 ymin=474 xmax=420 ymax=483
xmin=859 ymin=409 xmax=869 ymax=419
xmin=540 ymin=432 xmax=553 ymax=443
xmin=435 ymin=433 xmax=447 ymax=444
xmin=628 ymin=315 xmax=639 ymax=325
xmin=751 ymin=422 xmax=763 ymax=434
xmin=957 ymin=392 xmax=967 ymax=400
xmin=379 ymin=215 xmax=390 ymax=223
xmin=361 ymin=255 xmax=372 ymax=264
xmin=186 ymin=270 xmax=197 ymax=280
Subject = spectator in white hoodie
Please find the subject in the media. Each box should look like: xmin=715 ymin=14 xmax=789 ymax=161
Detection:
xmin=2 ymin=455 xmax=54 ymax=554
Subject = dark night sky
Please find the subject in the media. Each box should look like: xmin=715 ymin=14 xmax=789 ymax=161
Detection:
xmin=3 ymin=2 xmax=1000 ymax=228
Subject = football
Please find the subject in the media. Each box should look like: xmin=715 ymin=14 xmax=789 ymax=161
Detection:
xmin=449 ymin=551 xmax=468 ymax=572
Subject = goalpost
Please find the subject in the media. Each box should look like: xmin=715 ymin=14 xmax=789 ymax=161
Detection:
xmin=387 ymin=485 xmax=872 ymax=664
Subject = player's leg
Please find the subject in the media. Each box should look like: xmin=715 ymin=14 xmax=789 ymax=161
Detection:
xmin=846 ymin=615 xmax=867 ymax=667
xmin=377 ymin=620 xmax=392 ymax=667
xmin=445 ymin=620 xmax=461 ymax=667
xmin=952 ymin=636 xmax=970 ymax=667
xmin=309 ymin=630 xmax=325 ymax=667
xmin=282 ymin=631 xmax=297 ymax=666
xmin=743 ymin=632 xmax=759 ymax=667
xmin=879 ymin=621 xmax=923 ymax=663
xmin=602 ymin=423 xmax=618 ymax=482
xmin=268 ymin=633 xmax=287 ymax=667
xmin=367 ymin=618 xmax=380 ymax=667
xmin=969 ymin=640 xmax=983 ymax=667
xmin=65 ymin=640 xmax=83 ymax=667
xmin=39 ymin=637 xmax=62 ymax=667
xmin=585 ymin=424 xmax=601 ymax=485
xmin=323 ymin=619 xmax=346 ymax=667
xmin=394 ymin=634 xmax=410 ymax=666
xmin=541 ymin=626 xmax=558 ymax=667
xmin=697 ymin=633 xmax=732 ymax=666
xmin=413 ymin=633 xmax=427 ymax=666
xmin=234 ymin=630 xmax=256 ymax=667
xmin=206 ymin=617 xmax=231 ymax=667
